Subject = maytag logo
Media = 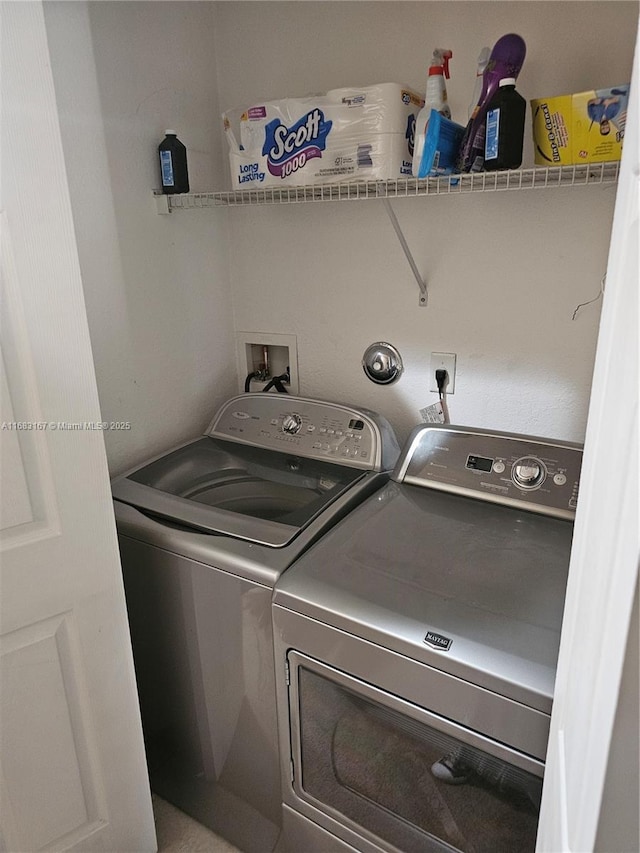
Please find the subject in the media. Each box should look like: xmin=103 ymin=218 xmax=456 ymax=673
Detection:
xmin=424 ymin=630 xmax=452 ymax=651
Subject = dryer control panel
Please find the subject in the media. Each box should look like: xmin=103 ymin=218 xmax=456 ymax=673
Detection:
xmin=394 ymin=425 xmax=583 ymax=520
xmin=206 ymin=394 xmax=400 ymax=472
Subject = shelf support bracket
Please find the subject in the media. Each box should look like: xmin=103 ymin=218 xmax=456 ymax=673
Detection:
xmin=382 ymin=198 xmax=427 ymax=307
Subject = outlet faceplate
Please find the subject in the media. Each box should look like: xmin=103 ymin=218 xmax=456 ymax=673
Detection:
xmin=429 ymin=352 xmax=456 ymax=394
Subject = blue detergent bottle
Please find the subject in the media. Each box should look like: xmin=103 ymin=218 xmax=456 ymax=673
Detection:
xmin=484 ymin=78 xmax=526 ymax=170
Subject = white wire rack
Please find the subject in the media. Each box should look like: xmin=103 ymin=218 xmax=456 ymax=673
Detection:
xmin=157 ymin=162 xmax=619 ymax=212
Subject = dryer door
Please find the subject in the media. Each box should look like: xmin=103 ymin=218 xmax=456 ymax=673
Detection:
xmin=287 ymin=652 xmax=544 ymax=853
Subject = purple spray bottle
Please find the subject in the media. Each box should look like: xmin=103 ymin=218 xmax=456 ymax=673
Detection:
xmin=458 ymin=33 xmax=526 ymax=172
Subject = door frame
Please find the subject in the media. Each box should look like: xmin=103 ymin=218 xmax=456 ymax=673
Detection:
xmin=536 ymin=19 xmax=639 ymax=852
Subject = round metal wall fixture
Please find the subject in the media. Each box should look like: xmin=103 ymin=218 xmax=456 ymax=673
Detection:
xmin=362 ymin=342 xmax=404 ymax=385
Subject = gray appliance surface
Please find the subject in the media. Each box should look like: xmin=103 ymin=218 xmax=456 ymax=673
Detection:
xmin=274 ymin=424 xmax=581 ymax=714
xmin=112 ymin=393 xmax=399 ymax=570
xmin=112 ymin=393 xmax=399 ymax=853
xmin=272 ymin=425 xmax=581 ymax=853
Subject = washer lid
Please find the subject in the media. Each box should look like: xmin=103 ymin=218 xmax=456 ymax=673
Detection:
xmin=274 ymin=480 xmax=575 ymax=712
xmin=112 ymin=437 xmax=365 ymax=547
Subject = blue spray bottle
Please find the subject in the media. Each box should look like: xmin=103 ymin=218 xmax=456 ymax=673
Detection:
xmin=412 ymin=49 xmax=453 ymax=177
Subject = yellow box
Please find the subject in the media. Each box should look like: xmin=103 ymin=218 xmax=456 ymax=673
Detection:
xmin=531 ymin=85 xmax=629 ymax=165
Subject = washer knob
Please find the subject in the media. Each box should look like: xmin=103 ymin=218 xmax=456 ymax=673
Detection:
xmin=512 ymin=457 xmax=546 ymax=490
xmin=282 ymin=413 xmax=303 ymax=435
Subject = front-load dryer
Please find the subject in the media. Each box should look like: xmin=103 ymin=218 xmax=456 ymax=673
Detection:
xmin=272 ymin=423 xmax=582 ymax=853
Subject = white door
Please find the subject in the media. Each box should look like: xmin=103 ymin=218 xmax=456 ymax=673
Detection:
xmin=0 ymin=3 xmax=156 ymax=851
xmin=536 ymin=18 xmax=639 ymax=853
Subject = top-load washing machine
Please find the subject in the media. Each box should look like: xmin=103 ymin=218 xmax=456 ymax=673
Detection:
xmin=272 ymin=423 xmax=582 ymax=853
xmin=111 ymin=393 xmax=399 ymax=853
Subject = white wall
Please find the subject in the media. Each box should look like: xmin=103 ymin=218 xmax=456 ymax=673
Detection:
xmin=45 ymin=1 xmax=638 ymax=468
xmin=45 ymin=2 xmax=236 ymax=475
xmin=214 ymin=1 xmax=638 ymax=446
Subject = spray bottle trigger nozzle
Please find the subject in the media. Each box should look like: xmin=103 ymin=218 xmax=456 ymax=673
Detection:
xmin=431 ymin=48 xmax=453 ymax=79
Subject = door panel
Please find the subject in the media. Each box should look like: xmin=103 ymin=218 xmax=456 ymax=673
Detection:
xmin=1 ymin=615 xmax=106 ymax=851
xmin=0 ymin=221 xmax=59 ymax=545
xmin=0 ymin=4 xmax=155 ymax=851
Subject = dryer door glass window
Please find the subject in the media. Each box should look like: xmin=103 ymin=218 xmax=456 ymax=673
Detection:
xmin=291 ymin=658 xmax=543 ymax=853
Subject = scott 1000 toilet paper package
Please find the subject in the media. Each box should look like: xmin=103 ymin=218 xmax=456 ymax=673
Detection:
xmin=223 ymin=84 xmax=424 ymax=188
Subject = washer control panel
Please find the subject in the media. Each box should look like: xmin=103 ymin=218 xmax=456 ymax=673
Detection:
xmin=396 ymin=425 xmax=583 ymax=519
xmin=206 ymin=394 xmax=400 ymax=472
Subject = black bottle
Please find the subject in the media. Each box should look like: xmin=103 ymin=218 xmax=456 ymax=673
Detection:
xmin=484 ymin=78 xmax=526 ymax=170
xmin=159 ymin=130 xmax=189 ymax=194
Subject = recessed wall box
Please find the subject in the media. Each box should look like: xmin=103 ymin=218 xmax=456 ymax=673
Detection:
xmin=236 ymin=331 xmax=299 ymax=395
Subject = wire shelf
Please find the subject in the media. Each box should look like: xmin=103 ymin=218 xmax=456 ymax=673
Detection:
xmin=159 ymin=162 xmax=619 ymax=211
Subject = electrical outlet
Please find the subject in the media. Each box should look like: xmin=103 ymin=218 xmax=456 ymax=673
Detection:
xmin=430 ymin=352 xmax=456 ymax=394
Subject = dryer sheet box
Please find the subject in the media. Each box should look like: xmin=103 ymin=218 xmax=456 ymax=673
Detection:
xmin=222 ymin=83 xmax=424 ymax=188
xmin=530 ymin=84 xmax=630 ymax=166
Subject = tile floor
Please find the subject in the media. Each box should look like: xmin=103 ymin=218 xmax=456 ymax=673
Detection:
xmin=153 ymin=795 xmax=242 ymax=853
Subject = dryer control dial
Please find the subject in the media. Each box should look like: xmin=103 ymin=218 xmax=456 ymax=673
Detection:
xmin=512 ymin=456 xmax=546 ymax=490
xmin=282 ymin=413 xmax=303 ymax=435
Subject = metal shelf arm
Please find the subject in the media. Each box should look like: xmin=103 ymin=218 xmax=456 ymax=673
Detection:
xmin=153 ymin=164 xmax=620 ymax=310
xmin=382 ymin=198 xmax=427 ymax=307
